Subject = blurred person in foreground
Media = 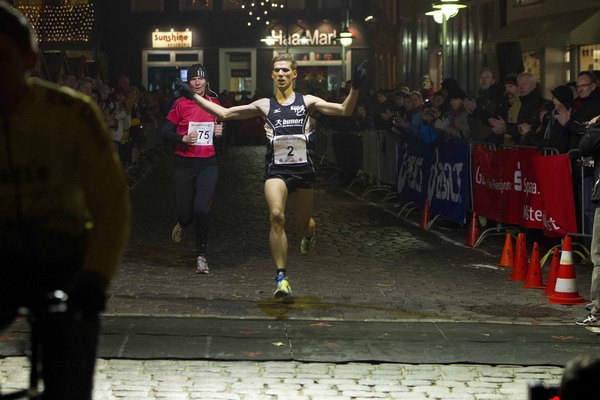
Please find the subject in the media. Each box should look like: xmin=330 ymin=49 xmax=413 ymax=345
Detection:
xmin=558 ymin=353 xmax=600 ymax=399
xmin=0 ymin=2 xmax=131 ymax=399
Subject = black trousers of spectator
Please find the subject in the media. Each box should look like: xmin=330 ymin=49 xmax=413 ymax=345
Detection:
xmin=173 ymin=155 xmax=218 ymax=257
xmin=1 ymin=230 xmax=99 ymax=400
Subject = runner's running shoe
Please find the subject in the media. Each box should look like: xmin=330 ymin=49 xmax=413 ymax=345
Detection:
xmin=196 ymin=256 xmax=209 ymax=274
xmin=575 ymin=314 xmax=600 ymax=327
xmin=300 ymin=234 xmax=316 ymax=255
xmin=274 ymin=272 xmax=292 ymax=297
xmin=172 ymin=223 xmax=183 ymax=243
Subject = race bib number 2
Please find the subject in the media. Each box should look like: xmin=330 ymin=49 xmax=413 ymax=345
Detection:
xmin=273 ymin=135 xmax=308 ymax=165
xmin=188 ymin=122 xmax=214 ymax=146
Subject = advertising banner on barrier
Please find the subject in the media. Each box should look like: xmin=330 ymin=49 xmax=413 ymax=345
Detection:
xmin=397 ymin=135 xmax=470 ymax=224
xmin=472 ymin=144 xmax=577 ymax=236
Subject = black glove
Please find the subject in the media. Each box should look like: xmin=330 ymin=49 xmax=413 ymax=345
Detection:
xmin=68 ymin=270 xmax=108 ymax=317
xmin=175 ymin=78 xmax=195 ymax=100
xmin=351 ymin=60 xmax=368 ymax=89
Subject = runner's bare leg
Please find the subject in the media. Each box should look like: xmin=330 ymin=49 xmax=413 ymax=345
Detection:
xmin=264 ymin=178 xmax=288 ymax=268
xmin=293 ymin=187 xmax=315 ymax=239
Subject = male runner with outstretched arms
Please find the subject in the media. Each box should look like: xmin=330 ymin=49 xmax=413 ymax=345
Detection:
xmin=177 ymin=53 xmax=367 ymax=297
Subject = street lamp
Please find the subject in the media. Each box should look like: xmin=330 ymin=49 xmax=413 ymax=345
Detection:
xmin=338 ymin=26 xmax=353 ymax=47
xmin=426 ymin=0 xmax=466 ymax=81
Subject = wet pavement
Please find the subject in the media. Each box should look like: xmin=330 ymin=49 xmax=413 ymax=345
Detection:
xmin=1 ymin=144 xmax=599 ymax=399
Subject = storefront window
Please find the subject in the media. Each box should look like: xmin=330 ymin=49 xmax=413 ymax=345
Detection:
xmin=580 ymin=45 xmax=600 ymax=72
xmin=142 ymin=50 xmax=203 ymax=91
xmin=522 ymin=51 xmax=541 ymax=82
xmin=288 ymin=48 xmax=343 ymax=93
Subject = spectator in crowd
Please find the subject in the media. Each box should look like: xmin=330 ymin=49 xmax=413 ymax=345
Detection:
xmin=560 ymin=71 xmax=600 ymax=150
xmin=464 ymin=67 xmax=504 ymax=144
xmin=0 ymin=3 xmax=131 ymax=398
xmin=125 ymin=86 xmax=145 ymax=163
xmin=438 ymin=77 xmax=459 ymax=113
xmin=418 ymin=103 xmax=438 ymax=144
xmin=577 ymin=114 xmax=600 ymax=328
xmin=561 ymin=72 xmax=600 ymax=236
xmin=372 ymin=89 xmax=395 ymax=131
xmin=95 ymin=80 xmax=118 ymax=134
xmin=420 ymin=74 xmax=434 ymax=102
xmin=558 ymin=354 xmax=600 ymax=399
xmin=496 ymin=73 xmax=521 ymax=145
xmin=489 ymin=72 xmax=545 ymax=145
xmin=519 ymin=100 xmax=554 ymax=148
xmin=429 ymin=91 xmax=445 ymax=114
xmin=60 ymin=72 xmax=79 ymax=90
xmin=110 ymin=90 xmax=128 ymax=162
xmin=533 ymin=85 xmax=574 ymax=152
xmin=393 ymin=90 xmax=414 ymax=131
xmin=114 ymin=74 xmax=130 ymax=98
xmin=435 ymin=89 xmax=471 ymax=141
xmin=390 ymin=90 xmax=409 ymax=123
xmin=76 ymin=76 xmax=94 ymax=98
xmin=396 ymin=91 xmax=433 ymax=142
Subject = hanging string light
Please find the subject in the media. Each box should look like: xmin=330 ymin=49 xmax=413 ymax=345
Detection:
xmin=241 ymin=0 xmax=284 ymax=27
xmin=17 ymin=1 xmax=95 ymax=43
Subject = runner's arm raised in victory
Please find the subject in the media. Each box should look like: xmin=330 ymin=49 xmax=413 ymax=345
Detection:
xmin=175 ymin=78 xmax=268 ymax=120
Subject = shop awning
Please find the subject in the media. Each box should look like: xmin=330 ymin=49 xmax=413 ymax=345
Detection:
xmin=492 ymin=8 xmax=600 ymax=50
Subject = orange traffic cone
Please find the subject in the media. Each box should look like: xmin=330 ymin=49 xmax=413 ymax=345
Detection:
xmin=544 ymin=247 xmax=560 ymax=296
xmin=498 ymin=233 xmax=514 ymax=268
xmin=465 ymin=211 xmax=479 ymax=247
xmin=549 ymin=236 xmax=586 ymax=304
xmin=420 ymin=200 xmax=430 ymax=230
xmin=524 ymin=242 xmax=544 ymax=288
xmin=511 ymin=233 xmax=528 ymax=281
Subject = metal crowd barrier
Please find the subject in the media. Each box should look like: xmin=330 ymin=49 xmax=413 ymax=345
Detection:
xmin=318 ymin=127 xmax=593 ymax=254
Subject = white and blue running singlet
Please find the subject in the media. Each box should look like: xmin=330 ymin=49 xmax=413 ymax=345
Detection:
xmin=264 ymin=92 xmax=315 ymax=176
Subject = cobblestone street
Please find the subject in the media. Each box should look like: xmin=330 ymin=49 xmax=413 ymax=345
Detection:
xmin=2 ymin=144 xmax=597 ymax=399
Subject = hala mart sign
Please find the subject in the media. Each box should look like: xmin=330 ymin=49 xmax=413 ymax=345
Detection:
xmin=264 ymin=28 xmax=337 ymax=46
xmin=152 ymin=30 xmax=192 ymax=48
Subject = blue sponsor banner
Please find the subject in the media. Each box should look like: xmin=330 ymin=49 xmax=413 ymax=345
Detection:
xmin=397 ymin=134 xmax=470 ymax=224
xmin=396 ymin=134 xmax=431 ymax=207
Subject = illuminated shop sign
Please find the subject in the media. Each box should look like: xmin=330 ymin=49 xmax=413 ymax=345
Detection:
xmin=266 ymin=28 xmax=337 ymax=47
xmin=152 ymin=30 xmax=192 ymax=48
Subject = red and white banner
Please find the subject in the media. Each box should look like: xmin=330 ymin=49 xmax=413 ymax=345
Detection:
xmin=472 ymin=144 xmax=577 ymax=237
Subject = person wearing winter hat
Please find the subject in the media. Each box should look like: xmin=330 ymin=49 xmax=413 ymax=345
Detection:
xmin=551 ymin=84 xmax=575 ymax=110
xmin=499 ymin=73 xmax=521 ymax=144
xmin=436 ymin=89 xmax=471 ymax=140
xmin=161 ymin=63 xmax=223 ymax=274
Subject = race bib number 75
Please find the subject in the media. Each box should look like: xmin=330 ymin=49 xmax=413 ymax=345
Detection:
xmin=188 ymin=121 xmax=214 ymax=146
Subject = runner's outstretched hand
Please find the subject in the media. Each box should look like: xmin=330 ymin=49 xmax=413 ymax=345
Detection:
xmin=352 ymin=60 xmax=368 ymax=88
xmin=175 ymin=78 xmax=195 ymax=100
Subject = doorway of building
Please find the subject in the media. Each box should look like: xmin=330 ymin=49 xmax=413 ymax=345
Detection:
xmin=142 ymin=49 xmax=203 ymax=91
